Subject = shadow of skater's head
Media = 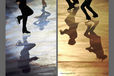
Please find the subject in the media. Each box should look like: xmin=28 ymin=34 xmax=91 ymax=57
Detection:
xmin=68 ymin=38 xmax=76 ymax=45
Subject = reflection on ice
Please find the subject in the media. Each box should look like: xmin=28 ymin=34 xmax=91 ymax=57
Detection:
xmin=84 ymin=18 xmax=107 ymax=60
xmin=60 ymin=7 xmax=79 ymax=45
xmin=6 ymin=0 xmax=56 ymax=75
xmin=17 ymin=34 xmax=38 ymax=73
xmin=34 ymin=6 xmax=51 ymax=30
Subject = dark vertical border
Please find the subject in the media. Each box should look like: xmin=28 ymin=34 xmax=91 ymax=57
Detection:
xmin=109 ymin=0 xmax=114 ymax=76
xmin=0 ymin=0 xmax=5 ymax=76
xmin=56 ymin=0 xmax=58 ymax=75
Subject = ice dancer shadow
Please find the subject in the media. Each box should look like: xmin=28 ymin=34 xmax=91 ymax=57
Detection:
xmin=60 ymin=7 xmax=79 ymax=45
xmin=17 ymin=35 xmax=38 ymax=73
xmin=34 ymin=6 xmax=51 ymax=30
xmin=84 ymin=18 xmax=107 ymax=61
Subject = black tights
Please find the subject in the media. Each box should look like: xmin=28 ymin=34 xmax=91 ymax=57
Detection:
xmin=81 ymin=0 xmax=98 ymax=19
xmin=66 ymin=0 xmax=79 ymax=7
xmin=18 ymin=5 xmax=33 ymax=33
xmin=18 ymin=15 xmax=28 ymax=32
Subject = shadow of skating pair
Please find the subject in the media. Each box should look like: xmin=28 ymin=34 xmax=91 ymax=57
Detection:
xmin=34 ymin=6 xmax=51 ymax=30
xmin=16 ymin=34 xmax=39 ymax=73
xmin=60 ymin=7 xmax=79 ymax=45
xmin=84 ymin=19 xmax=107 ymax=61
xmin=60 ymin=7 xmax=107 ymax=61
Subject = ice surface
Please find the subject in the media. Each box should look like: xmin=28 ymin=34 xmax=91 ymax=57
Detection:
xmin=6 ymin=0 xmax=57 ymax=75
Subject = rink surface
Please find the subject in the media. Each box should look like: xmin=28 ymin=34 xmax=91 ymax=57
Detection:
xmin=58 ymin=0 xmax=109 ymax=76
xmin=6 ymin=0 xmax=57 ymax=76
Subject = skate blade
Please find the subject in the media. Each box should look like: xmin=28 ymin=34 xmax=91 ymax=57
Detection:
xmin=23 ymin=33 xmax=31 ymax=35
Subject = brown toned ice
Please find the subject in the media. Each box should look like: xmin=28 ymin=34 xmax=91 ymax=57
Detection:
xmin=58 ymin=0 xmax=109 ymax=76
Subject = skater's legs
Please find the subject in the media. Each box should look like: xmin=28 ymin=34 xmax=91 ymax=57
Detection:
xmin=66 ymin=0 xmax=75 ymax=10
xmin=86 ymin=5 xmax=98 ymax=17
xmin=18 ymin=5 xmax=32 ymax=33
xmin=22 ymin=15 xmax=30 ymax=33
xmin=18 ymin=15 xmax=23 ymax=20
xmin=66 ymin=0 xmax=72 ymax=7
xmin=17 ymin=15 xmax=23 ymax=24
xmin=22 ymin=16 xmax=28 ymax=32
xmin=81 ymin=1 xmax=91 ymax=20
xmin=72 ymin=0 xmax=79 ymax=4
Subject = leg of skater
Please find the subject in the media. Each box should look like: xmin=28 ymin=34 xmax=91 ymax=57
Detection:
xmin=17 ymin=15 xmax=23 ymax=24
xmin=21 ymin=6 xmax=33 ymax=34
xmin=81 ymin=1 xmax=91 ymax=20
xmin=72 ymin=0 xmax=79 ymax=5
xmin=22 ymin=16 xmax=30 ymax=33
xmin=86 ymin=0 xmax=98 ymax=18
xmin=16 ymin=0 xmax=33 ymax=34
xmin=66 ymin=0 xmax=74 ymax=10
xmin=16 ymin=1 xmax=22 ymax=24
